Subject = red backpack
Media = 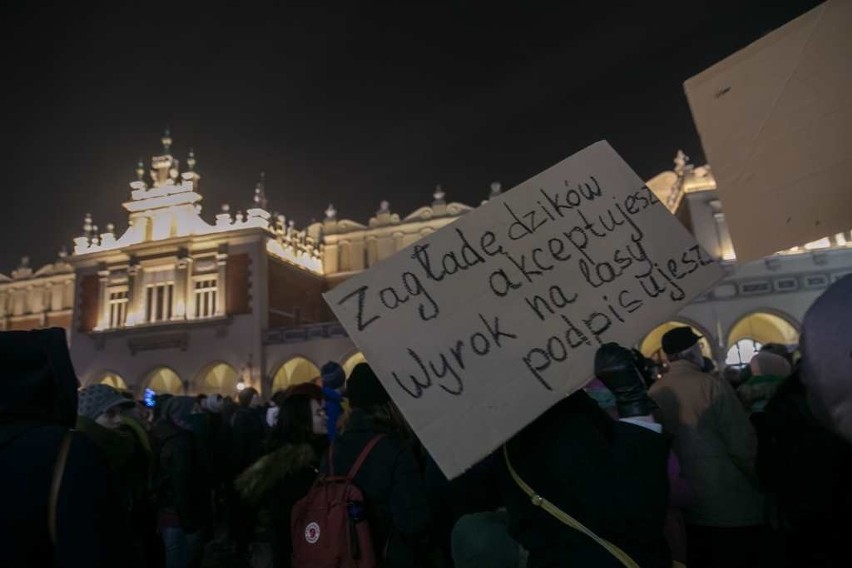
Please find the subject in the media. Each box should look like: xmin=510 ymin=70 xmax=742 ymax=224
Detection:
xmin=291 ymin=434 xmax=386 ymax=568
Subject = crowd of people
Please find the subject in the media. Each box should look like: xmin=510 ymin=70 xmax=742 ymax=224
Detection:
xmin=2 ymin=276 xmax=851 ymax=568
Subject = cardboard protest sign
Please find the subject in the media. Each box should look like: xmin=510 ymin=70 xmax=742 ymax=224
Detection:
xmin=324 ymin=141 xmax=723 ymax=479
xmin=684 ymin=0 xmax=852 ymax=262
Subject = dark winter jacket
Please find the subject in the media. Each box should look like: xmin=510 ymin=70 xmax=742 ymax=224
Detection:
xmin=499 ymin=391 xmax=671 ymax=568
xmin=755 ymin=373 xmax=852 ymax=566
xmin=325 ymin=408 xmax=431 ymax=567
xmin=230 ymin=406 xmax=266 ymax=477
xmin=152 ymin=397 xmax=211 ymax=533
xmin=0 ymin=328 xmax=126 ymax=567
xmin=236 ymin=438 xmax=325 ymax=567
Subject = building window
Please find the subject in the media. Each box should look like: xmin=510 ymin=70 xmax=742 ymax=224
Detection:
xmin=108 ymin=289 xmax=128 ymax=328
xmin=145 ymin=282 xmax=174 ymax=323
xmin=725 ymin=338 xmax=762 ymax=369
xmin=194 ymin=277 xmax=218 ymax=318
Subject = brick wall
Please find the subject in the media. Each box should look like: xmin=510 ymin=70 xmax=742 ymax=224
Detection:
xmin=7 ymin=316 xmax=43 ymax=331
xmin=46 ymin=312 xmax=72 ymax=331
xmin=267 ymin=258 xmax=330 ymax=328
xmin=78 ymin=274 xmax=99 ymax=332
xmin=226 ymin=253 xmax=252 ymax=315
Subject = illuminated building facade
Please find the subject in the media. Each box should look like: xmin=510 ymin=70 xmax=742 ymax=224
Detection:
xmin=3 ymin=137 xmax=851 ymax=396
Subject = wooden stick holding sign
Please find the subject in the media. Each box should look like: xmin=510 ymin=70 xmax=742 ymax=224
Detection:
xmin=324 ymin=141 xmax=723 ymax=479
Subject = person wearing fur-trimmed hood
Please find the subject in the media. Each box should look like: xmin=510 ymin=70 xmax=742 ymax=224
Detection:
xmin=235 ymin=383 xmax=328 ymax=567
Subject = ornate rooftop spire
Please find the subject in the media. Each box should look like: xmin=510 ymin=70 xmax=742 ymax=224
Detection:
xmin=378 ymin=200 xmax=390 ymax=214
xmin=82 ymin=213 xmax=93 ymax=236
xmin=253 ymin=172 xmax=268 ymax=210
xmin=135 ymin=159 xmax=145 ymax=181
xmin=489 ymin=181 xmax=502 ymax=199
xmin=674 ymin=150 xmax=690 ymax=175
xmin=433 ymin=184 xmax=446 ymax=204
xmin=161 ymin=126 xmax=173 ymax=154
xmin=186 ymin=148 xmax=196 ymax=172
xmin=325 ymin=203 xmax=337 ymax=220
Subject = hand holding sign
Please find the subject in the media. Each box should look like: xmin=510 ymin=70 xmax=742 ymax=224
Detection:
xmin=325 ymin=141 xmax=723 ymax=479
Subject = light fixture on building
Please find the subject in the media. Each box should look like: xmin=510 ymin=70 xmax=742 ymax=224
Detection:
xmin=237 ymin=355 xmax=254 ymax=392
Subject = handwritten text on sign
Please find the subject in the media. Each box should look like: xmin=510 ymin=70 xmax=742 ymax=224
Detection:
xmin=325 ymin=142 xmax=723 ymax=479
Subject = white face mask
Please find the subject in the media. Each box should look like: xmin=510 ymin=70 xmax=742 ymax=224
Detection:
xmin=311 ymin=399 xmax=327 ymax=435
xmin=266 ymin=406 xmax=279 ymax=428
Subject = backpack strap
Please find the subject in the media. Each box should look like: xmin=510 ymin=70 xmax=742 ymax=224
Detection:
xmin=346 ymin=434 xmax=386 ymax=480
xmin=49 ymin=430 xmax=74 ymax=547
xmin=502 ymin=444 xmax=640 ymax=568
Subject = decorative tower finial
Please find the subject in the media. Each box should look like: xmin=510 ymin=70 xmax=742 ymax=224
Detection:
xmin=135 ymin=159 xmax=145 ymax=181
xmin=83 ymin=213 xmax=93 ymax=236
xmin=253 ymin=172 xmax=268 ymax=210
xmin=186 ymin=148 xmax=196 ymax=171
xmin=674 ymin=150 xmax=689 ymax=174
xmin=161 ymin=126 xmax=172 ymax=154
xmin=378 ymin=200 xmax=390 ymax=214
xmin=58 ymin=245 xmax=68 ymax=260
xmin=433 ymin=184 xmax=446 ymax=204
xmin=489 ymin=181 xmax=502 ymax=198
xmin=325 ymin=204 xmax=337 ymax=220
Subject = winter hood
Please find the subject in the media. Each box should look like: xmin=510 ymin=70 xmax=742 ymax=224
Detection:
xmin=0 ymin=328 xmax=78 ymax=428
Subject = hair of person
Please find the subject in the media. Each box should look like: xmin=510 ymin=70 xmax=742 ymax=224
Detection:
xmin=270 ymin=389 xmax=289 ymax=408
xmin=267 ymin=385 xmax=323 ymax=449
xmin=237 ymin=386 xmax=258 ymax=407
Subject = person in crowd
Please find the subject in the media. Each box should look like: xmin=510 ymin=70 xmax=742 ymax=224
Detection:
xmin=152 ymin=396 xmax=211 ymax=568
xmin=0 ymin=328 xmax=126 ymax=567
xmin=75 ymin=384 xmax=139 ymax=562
xmin=649 ymin=327 xmax=764 ymax=568
xmin=198 ymin=394 xmax=229 ymax=528
xmin=320 ymin=360 xmax=347 ymax=441
xmin=120 ymin=397 xmax=162 ymax=568
xmin=755 ymin=275 xmax=852 ymax=567
xmin=235 ymin=383 xmax=329 ymax=567
xmin=500 ymin=343 xmax=671 ymax=567
xmin=737 ymin=351 xmax=792 ymax=413
xmin=325 ymin=363 xmax=431 ymax=567
xmin=76 ymin=385 xmax=136 ymax=474
xmin=228 ymin=386 xmax=267 ymax=554
xmin=154 ymin=393 xmax=174 ymax=422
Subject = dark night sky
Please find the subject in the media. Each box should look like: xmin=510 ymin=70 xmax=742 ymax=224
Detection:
xmin=0 ymin=1 xmax=821 ymax=274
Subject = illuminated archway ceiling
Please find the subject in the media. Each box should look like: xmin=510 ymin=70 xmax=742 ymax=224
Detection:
xmin=147 ymin=368 xmax=182 ymax=395
xmin=727 ymin=313 xmax=798 ymax=347
xmin=100 ymin=374 xmax=128 ymax=390
xmin=197 ymin=363 xmax=238 ymax=395
xmin=272 ymin=357 xmax=320 ymax=392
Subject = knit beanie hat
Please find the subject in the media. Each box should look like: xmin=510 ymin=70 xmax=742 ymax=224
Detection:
xmin=321 ymin=361 xmax=346 ymax=390
xmin=347 ymin=363 xmax=390 ymax=409
xmin=750 ymin=351 xmax=792 ymax=378
xmin=78 ymin=384 xmax=132 ymax=420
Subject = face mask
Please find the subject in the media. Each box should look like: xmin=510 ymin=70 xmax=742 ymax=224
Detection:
xmin=311 ymin=399 xmax=328 ymax=435
xmin=266 ymin=406 xmax=279 ymax=428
